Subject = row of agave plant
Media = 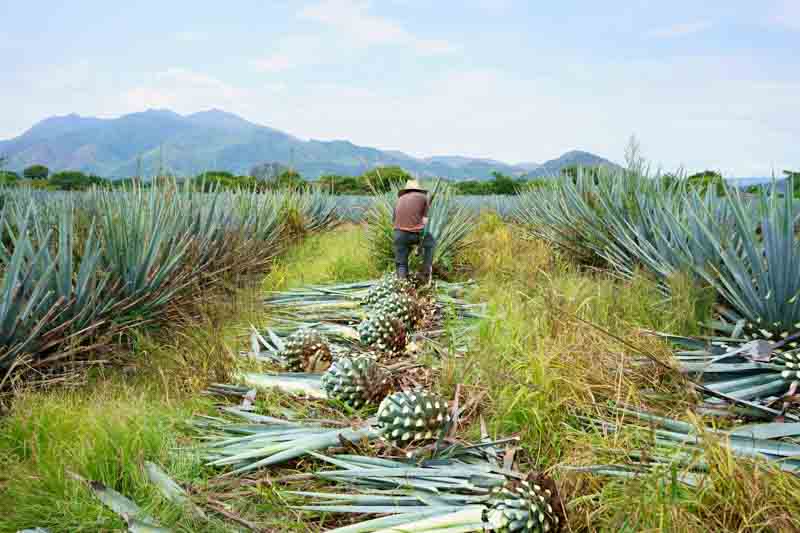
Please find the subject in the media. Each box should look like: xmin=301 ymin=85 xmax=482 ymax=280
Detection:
xmin=188 ymin=275 xmax=568 ymax=532
xmin=515 ymin=170 xmax=800 ymax=416
xmin=0 ymin=184 xmax=340 ymax=388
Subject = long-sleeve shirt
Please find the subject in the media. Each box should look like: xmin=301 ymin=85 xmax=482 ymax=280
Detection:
xmin=392 ymin=191 xmax=429 ymax=232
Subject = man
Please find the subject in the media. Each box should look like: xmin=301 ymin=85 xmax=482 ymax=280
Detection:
xmin=392 ymin=179 xmax=435 ymax=283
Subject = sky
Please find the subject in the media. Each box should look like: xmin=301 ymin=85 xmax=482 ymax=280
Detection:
xmin=1 ymin=0 xmax=798 ymax=176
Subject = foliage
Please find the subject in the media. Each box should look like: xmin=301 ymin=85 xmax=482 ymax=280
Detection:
xmin=686 ymin=169 xmax=727 ymax=195
xmin=23 ymin=164 xmax=50 ymax=180
xmin=0 ymin=170 xmax=19 ymax=185
xmin=273 ymin=169 xmax=306 ymax=191
xmin=787 ymin=169 xmax=800 ymax=197
xmin=361 ymin=165 xmax=411 ymax=193
xmin=316 ymin=174 xmax=367 ymax=194
xmin=192 ymin=170 xmax=259 ymax=191
xmin=49 ymin=170 xmax=109 ymax=190
xmin=451 ymin=171 xmax=528 ymax=195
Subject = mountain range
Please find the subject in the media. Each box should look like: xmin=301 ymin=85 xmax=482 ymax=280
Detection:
xmin=0 ymin=109 xmax=620 ymax=180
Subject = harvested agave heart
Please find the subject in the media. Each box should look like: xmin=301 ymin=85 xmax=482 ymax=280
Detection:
xmin=369 ymin=292 xmax=424 ymax=329
xmin=321 ymin=354 xmax=392 ymax=409
xmin=357 ymin=310 xmax=408 ymax=356
xmin=483 ymin=473 xmax=565 ymax=532
xmin=362 ymin=274 xmax=414 ymax=306
xmin=376 ymin=389 xmax=449 ymax=446
xmin=280 ymin=328 xmax=332 ymax=372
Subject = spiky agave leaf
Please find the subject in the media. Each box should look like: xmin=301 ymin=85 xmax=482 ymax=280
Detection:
xmin=290 ymin=453 xmax=564 ymax=532
xmin=569 ymin=405 xmax=800 ymax=485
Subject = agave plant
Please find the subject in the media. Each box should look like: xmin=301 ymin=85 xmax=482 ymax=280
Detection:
xmin=683 ymin=178 xmax=800 ymax=341
xmin=0 ymin=183 xmax=293 ymax=385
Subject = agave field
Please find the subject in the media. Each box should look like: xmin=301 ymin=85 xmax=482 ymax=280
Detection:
xmin=3 ymin=171 xmax=800 ymax=532
xmin=0 ymin=184 xmax=338 ymax=388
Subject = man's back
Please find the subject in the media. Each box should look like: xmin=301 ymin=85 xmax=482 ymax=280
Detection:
xmin=393 ymin=191 xmax=428 ymax=232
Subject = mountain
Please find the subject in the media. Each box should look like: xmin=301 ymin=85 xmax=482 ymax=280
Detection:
xmin=523 ymin=150 xmax=622 ymax=179
xmin=0 ymin=110 xmax=616 ymax=180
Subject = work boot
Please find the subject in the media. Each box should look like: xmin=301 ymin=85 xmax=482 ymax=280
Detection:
xmin=397 ymin=264 xmax=409 ymax=279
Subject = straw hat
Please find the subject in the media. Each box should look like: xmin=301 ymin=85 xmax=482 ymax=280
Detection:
xmin=398 ymin=179 xmax=427 ymax=196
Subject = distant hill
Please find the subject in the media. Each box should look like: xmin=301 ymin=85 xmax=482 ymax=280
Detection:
xmin=523 ymin=150 xmax=622 ymax=179
xmin=0 ymin=109 xmax=617 ymax=180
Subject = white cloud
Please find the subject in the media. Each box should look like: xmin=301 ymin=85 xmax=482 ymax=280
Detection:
xmin=299 ymin=0 xmax=456 ymax=54
xmin=122 ymin=68 xmax=252 ymax=113
xmin=647 ymin=21 xmax=712 ymax=38
xmin=251 ymin=0 xmax=457 ymax=73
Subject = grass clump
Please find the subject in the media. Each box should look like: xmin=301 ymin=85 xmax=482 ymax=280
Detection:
xmin=0 ymin=381 xmax=217 ymax=532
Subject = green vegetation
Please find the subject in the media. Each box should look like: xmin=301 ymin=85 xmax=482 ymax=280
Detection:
xmin=23 ymin=164 xmax=49 ymax=180
xmin=0 ymin=170 xmax=19 ymax=185
xmin=0 ymin=186 xmax=338 ymax=388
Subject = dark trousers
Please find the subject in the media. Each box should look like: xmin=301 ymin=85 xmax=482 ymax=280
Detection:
xmin=393 ymin=229 xmax=435 ymax=278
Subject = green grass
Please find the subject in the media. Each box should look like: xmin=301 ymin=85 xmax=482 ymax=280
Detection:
xmin=264 ymin=223 xmax=379 ymax=291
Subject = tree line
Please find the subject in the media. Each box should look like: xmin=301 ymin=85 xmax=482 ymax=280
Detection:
xmin=2 ymin=159 xmax=797 ymax=196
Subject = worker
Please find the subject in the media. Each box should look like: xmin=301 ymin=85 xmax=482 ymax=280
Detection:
xmin=392 ymin=179 xmax=435 ymax=283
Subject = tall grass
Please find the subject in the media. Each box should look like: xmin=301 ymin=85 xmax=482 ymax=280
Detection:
xmin=449 ymin=214 xmax=800 ymax=531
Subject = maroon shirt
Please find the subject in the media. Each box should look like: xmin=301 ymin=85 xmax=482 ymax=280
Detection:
xmin=393 ymin=191 xmax=429 ymax=232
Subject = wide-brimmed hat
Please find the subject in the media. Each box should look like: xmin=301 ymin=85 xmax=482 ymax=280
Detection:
xmin=398 ymin=179 xmax=427 ymax=196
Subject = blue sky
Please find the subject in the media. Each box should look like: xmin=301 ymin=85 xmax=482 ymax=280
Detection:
xmin=2 ymin=0 xmax=798 ymax=176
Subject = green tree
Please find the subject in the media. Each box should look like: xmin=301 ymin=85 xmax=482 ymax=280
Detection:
xmin=490 ymin=171 xmax=517 ymax=195
xmin=0 ymin=170 xmax=19 ymax=185
xmin=194 ymin=171 xmax=260 ymax=191
xmin=686 ymin=170 xmax=726 ymax=196
xmin=273 ymin=169 xmax=306 ymax=191
xmin=49 ymin=171 xmax=108 ymax=190
xmin=361 ymin=166 xmax=410 ymax=193
xmin=23 ymin=164 xmax=49 ymax=180
xmin=318 ymin=174 xmax=367 ymax=194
